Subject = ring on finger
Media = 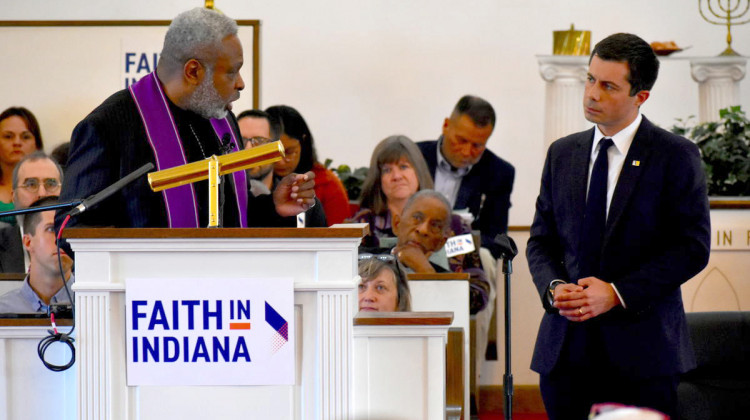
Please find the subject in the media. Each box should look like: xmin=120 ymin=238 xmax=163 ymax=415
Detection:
xmin=578 ymin=307 xmax=583 ymax=316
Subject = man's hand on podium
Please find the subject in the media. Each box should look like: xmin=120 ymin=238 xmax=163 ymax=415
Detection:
xmin=273 ymin=171 xmax=317 ymax=217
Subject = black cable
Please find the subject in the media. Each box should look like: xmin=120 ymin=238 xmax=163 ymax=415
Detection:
xmin=37 ymin=214 xmax=76 ymax=372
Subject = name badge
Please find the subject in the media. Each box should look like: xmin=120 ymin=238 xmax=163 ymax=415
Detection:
xmin=444 ymin=233 xmax=476 ymax=257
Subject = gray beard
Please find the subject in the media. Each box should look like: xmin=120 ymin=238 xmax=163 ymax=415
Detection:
xmin=185 ymin=69 xmax=228 ymax=120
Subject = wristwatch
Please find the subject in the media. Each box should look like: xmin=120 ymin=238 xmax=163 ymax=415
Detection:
xmin=547 ymin=279 xmax=566 ymax=307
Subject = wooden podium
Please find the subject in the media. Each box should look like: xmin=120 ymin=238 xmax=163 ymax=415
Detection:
xmin=66 ymin=226 xmax=365 ymax=420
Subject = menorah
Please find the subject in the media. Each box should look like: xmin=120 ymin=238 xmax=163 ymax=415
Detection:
xmin=699 ymin=0 xmax=750 ymax=56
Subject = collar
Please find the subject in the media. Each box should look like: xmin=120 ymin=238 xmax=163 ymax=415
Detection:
xmin=592 ymin=112 xmax=642 ymax=156
xmin=22 ymin=274 xmax=75 ymax=311
xmin=436 ymin=136 xmax=472 ymax=176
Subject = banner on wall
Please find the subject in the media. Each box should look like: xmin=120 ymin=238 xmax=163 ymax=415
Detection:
xmin=121 ymin=37 xmax=163 ymax=89
xmin=125 ymin=277 xmax=295 ymax=386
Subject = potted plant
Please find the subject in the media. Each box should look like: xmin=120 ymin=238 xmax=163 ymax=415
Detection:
xmin=324 ymin=159 xmax=369 ymax=202
xmin=671 ymin=106 xmax=750 ymax=197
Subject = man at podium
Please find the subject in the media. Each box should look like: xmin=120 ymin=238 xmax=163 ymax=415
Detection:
xmin=58 ymin=7 xmax=315 ymax=228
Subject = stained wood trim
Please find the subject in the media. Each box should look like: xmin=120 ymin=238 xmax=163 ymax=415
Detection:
xmin=478 ymin=384 xmax=546 ymax=415
xmin=508 ymin=226 xmax=531 ymax=231
xmin=353 ymin=311 xmax=453 ymax=326
xmin=0 ymin=273 xmax=25 ymax=281
xmin=710 ymin=199 xmax=750 ymax=209
xmin=63 ymin=226 xmax=367 ymax=239
xmin=445 ymin=328 xmax=465 ymax=415
xmin=407 ymin=273 xmax=470 ymax=281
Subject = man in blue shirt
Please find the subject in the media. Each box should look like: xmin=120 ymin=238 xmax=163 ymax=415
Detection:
xmin=0 ymin=196 xmax=73 ymax=313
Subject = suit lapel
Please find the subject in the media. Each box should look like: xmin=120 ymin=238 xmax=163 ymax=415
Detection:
xmin=570 ymin=130 xmax=595 ymax=251
xmin=604 ymin=117 xmax=654 ymax=244
xmin=560 ymin=129 xmax=594 ymax=260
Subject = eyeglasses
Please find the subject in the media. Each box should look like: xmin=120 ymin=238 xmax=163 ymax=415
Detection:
xmin=17 ymin=178 xmax=61 ymax=193
xmin=358 ymin=253 xmax=404 ymax=280
xmin=242 ymin=136 xmax=275 ymax=148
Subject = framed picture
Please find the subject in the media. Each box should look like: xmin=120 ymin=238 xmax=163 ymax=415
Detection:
xmin=0 ymin=20 xmax=260 ymax=147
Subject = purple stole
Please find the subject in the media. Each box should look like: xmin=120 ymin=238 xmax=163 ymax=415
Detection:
xmin=129 ymin=72 xmax=248 ymax=228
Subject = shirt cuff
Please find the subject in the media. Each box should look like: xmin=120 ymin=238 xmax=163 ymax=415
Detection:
xmin=611 ymin=283 xmax=627 ymax=308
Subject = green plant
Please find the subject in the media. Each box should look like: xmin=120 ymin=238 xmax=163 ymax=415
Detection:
xmin=324 ymin=158 xmax=369 ymax=201
xmin=671 ymin=106 xmax=750 ymax=196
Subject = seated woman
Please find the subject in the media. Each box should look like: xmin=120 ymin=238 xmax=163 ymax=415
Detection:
xmin=0 ymin=107 xmax=44 ymax=225
xmin=350 ymin=135 xmax=433 ymax=245
xmin=265 ymin=105 xmax=350 ymax=226
xmin=358 ymin=253 xmax=411 ymax=312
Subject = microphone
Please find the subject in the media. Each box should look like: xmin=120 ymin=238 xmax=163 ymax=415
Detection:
xmin=218 ymin=133 xmax=234 ymax=155
xmin=494 ymin=234 xmax=518 ymax=261
xmin=68 ymin=162 xmax=155 ymax=217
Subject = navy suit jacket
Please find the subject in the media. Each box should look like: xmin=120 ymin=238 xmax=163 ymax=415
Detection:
xmin=526 ymin=116 xmax=710 ymax=378
xmin=417 ymin=139 xmax=515 ymax=258
xmin=0 ymin=225 xmax=24 ymax=274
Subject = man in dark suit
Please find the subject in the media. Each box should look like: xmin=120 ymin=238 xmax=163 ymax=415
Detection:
xmin=417 ymin=95 xmax=515 ymax=259
xmin=527 ymin=33 xmax=711 ymax=419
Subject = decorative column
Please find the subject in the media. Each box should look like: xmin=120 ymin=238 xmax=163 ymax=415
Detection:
xmin=537 ymin=55 xmax=590 ymax=150
xmin=690 ymin=57 xmax=747 ymax=122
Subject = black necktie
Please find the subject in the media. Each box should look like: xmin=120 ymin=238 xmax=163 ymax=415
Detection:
xmin=578 ymin=138 xmax=613 ymax=278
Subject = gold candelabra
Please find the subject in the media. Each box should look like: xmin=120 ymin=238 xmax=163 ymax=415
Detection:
xmin=699 ymin=0 xmax=750 ymax=56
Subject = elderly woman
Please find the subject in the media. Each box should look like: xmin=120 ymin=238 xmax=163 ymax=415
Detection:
xmin=351 ymin=135 xmax=433 ymax=246
xmin=358 ymin=253 xmax=411 ymax=312
xmin=265 ymin=105 xmax=351 ymax=226
xmin=0 ymin=107 xmax=44 ymax=224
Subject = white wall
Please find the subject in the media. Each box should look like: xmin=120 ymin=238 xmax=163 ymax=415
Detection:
xmin=4 ymin=0 xmax=750 ymax=227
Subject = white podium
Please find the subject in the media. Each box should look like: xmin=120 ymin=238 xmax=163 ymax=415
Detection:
xmin=66 ymin=227 xmax=365 ymax=420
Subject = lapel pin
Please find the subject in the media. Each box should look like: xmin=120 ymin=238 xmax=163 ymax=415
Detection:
xmin=632 ymin=160 xmax=640 ymax=166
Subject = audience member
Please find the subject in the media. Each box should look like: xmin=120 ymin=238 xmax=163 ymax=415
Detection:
xmin=527 ymin=33 xmax=710 ymax=419
xmin=0 ymin=107 xmax=44 ymax=225
xmin=361 ymin=189 xmax=450 ymax=274
xmin=357 ymin=253 xmax=411 ymax=312
xmin=58 ymin=8 xmax=315 ymax=229
xmin=237 ymin=109 xmax=280 ymax=196
xmin=0 ymin=196 xmax=74 ymax=313
xmin=417 ymin=95 xmax=515 ymax=258
xmin=265 ymin=105 xmax=350 ymax=225
xmin=237 ymin=109 xmax=327 ymax=226
xmin=351 ymin=135 xmax=433 ymax=246
xmin=0 ymin=152 xmax=63 ymax=274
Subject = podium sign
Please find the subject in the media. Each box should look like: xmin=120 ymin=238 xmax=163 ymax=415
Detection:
xmin=125 ymin=277 xmax=294 ymax=386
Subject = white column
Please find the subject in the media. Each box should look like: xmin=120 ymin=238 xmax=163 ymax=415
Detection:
xmin=76 ymin=291 xmax=113 ymax=420
xmin=690 ymin=57 xmax=747 ymax=122
xmin=317 ymin=290 xmax=354 ymax=419
xmin=537 ymin=55 xmax=590 ymax=150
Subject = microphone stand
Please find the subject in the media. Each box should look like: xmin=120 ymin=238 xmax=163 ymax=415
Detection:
xmin=0 ymin=199 xmax=82 ymax=219
xmin=495 ymin=234 xmax=518 ymax=420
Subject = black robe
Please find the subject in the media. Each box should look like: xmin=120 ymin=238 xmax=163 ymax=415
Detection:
xmin=58 ymin=89 xmax=311 ymax=228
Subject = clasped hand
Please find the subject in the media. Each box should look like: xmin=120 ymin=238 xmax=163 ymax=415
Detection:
xmin=553 ymin=277 xmax=621 ymax=322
